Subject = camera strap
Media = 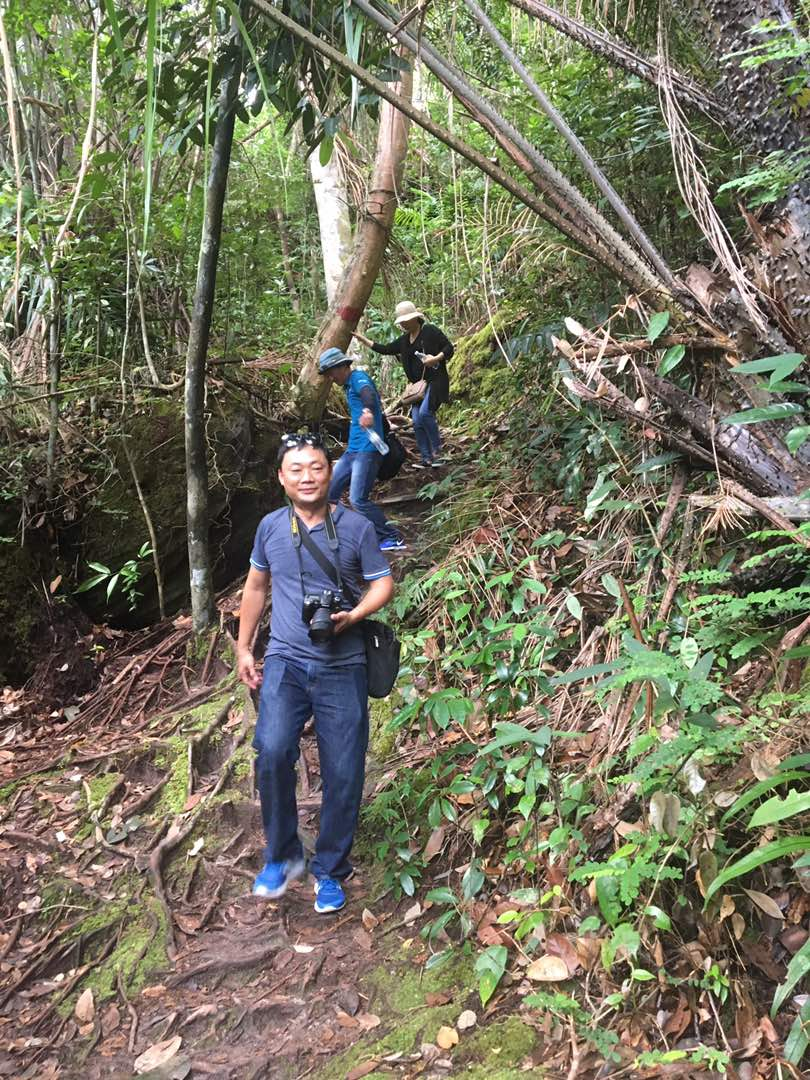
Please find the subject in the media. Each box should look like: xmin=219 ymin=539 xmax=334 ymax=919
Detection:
xmin=289 ymin=506 xmax=346 ymax=597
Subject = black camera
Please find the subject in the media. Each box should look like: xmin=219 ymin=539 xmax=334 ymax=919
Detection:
xmin=302 ymin=589 xmax=344 ymax=643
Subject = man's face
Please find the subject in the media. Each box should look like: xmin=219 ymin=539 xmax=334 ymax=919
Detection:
xmin=325 ymin=362 xmax=351 ymax=386
xmin=278 ymin=446 xmax=331 ymax=509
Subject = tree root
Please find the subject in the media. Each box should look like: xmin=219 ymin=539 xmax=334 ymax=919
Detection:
xmin=166 ymin=931 xmax=289 ymax=986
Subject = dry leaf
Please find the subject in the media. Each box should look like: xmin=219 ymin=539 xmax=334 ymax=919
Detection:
xmin=780 ymin=926 xmax=809 ymax=953
xmin=719 ymin=895 xmax=736 ymax=922
xmin=182 ymin=793 xmax=203 ymax=812
xmin=101 ymin=1003 xmax=121 ymax=1035
xmin=346 ymin=1062 xmax=381 ymax=1080
xmin=526 ymin=955 xmax=570 ymax=982
xmin=293 ymin=943 xmax=315 ymax=953
xmin=435 ymin=1026 xmax=459 ymax=1050
xmin=49 ymin=575 xmax=62 ymax=594
xmin=74 ymin=988 xmax=95 ymax=1024
xmin=335 ymin=1010 xmax=360 ymax=1029
xmin=713 ymin=790 xmax=737 ymax=808
xmin=423 ymin=827 xmax=446 ymax=862
xmin=751 ymin=748 xmax=780 ymax=781
xmin=457 ymin=1010 xmax=477 ymax=1031
xmin=133 ymin=1035 xmax=182 ymax=1074
xmin=357 ymin=1013 xmax=381 ymax=1031
xmin=361 ymin=908 xmax=379 ymax=931
xmin=545 ymin=933 xmax=580 ymax=977
xmin=141 ymin=985 xmax=166 ymax=998
xmin=743 ymin=888 xmax=784 ymax=921
xmin=424 ymin=990 xmax=452 ymax=1006
xmin=403 ymin=902 xmax=422 ymax=926
xmin=731 ymin=913 xmax=746 ymax=940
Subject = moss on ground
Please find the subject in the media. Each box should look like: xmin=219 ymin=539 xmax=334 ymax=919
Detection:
xmin=456 ymin=1015 xmax=538 ymax=1076
xmin=85 ymin=771 xmax=123 ymax=813
xmin=315 ymin=951 xmax=479 ymax=1079
xmin=59 ymin=893 xmax=168 ymax=1013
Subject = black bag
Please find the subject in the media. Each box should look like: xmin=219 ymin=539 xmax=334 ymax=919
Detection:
xmin=294 ymin=512 xmax=401 ymax=698
xmin=363 ymin=620 xmax=401 ymax=698
xmin=378 ymin=430 xmax=407 ymax=482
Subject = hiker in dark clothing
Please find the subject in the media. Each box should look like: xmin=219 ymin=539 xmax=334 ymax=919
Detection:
xmin=353 ymin=301 xmax=454 ymax=470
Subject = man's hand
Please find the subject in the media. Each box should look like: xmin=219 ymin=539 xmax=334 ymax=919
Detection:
xmin=421 ymin=353 xmax=442 ymax=367
xmin=237 ymin=645 xmax=262 ymax=689
xmin=331 ymin=610 xmax=358 ymax=635
xmin=359 ymin=407 xmax=374 ymax=428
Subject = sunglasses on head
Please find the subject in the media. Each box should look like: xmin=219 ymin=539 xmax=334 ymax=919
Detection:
xmin=280 ymin=432 xmax=325 ymax=449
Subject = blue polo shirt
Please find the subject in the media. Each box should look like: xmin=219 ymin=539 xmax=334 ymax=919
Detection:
xmin=345 ymin=369 xmax=384 ymax=452
xmin=249 ymin=504 xmax=391 ymax=665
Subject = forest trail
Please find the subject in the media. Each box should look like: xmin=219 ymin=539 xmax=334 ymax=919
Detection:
xmin=2 ymin=437 xmax=512 ymax=1080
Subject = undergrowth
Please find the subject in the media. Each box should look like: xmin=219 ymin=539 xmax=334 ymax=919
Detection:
xmin=369 ymin=370 xmax=810 ymax=1072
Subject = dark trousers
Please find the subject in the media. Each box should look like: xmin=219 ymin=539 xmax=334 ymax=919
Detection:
xmin=329 ymin=450 xmax=399 ymax=542
xmin=253 ymin=656 xmax=369 ymax=880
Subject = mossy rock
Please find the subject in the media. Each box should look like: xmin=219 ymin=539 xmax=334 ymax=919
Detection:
xmin=73 ymin=389 xmax=284 ymax=626
xmin=447 ymin=307 xmax=528 ymax=407
xmin=0 ymin=529 xmax=44 ymax=684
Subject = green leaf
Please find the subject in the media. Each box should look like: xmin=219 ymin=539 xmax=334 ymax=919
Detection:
xmin=733 ymin=353 xmax=804 ymax=384
xmin=101 ymin=0 xmax=125 ymax=59
xmin=679 ymin=637 xmax=699 ymax=670
xmin=787 ymin=426 xmax=810 ymax=454
xmin=105 ymin=573 xmax=120 ymax=601
xmin=773 ymin=934 xmax=810 ymax=1017
xmin=87 ymin=562 xmax=111 ymax=574
xmin=643 ymin=905 xmax=672 ymax=931
xmin=720 ymin=770 xmax=810 ymax=826
xmin=565 ymin=594 xmax=583 ymax=621
xmin=479 ymin=722 xmax=553 ymax=755
xmin=659 ymin=344 xmax=685 ymax=375
xmin=601 ymin=573 xmax=621 ymax=598
xmin=784 ymin=1000 xmax=810 ymax=1065
xmin=646 ymin=311 xmax=670 ymax=343
xmin=596 ymin=876 xmax=622 ymax=927
xmin=400 ymin=871 xmax=415 ymax=896
xmin=551 ymin=662 xmax=618 ymax=686
xmin=630 ymin=451 xmax=682 ymax=474
xmin=749 ymin=789 xmax=810 ymax=829
xmin=722 ymin=403 xmax=804 ymax=425
xmin=475 ymin=945 xmax=508 ymax=1006
xmin=703 ymin=838 xmax=810 ymax=905
xmin=425 ymin=887 xmax=457 ymax=906
xmin=425 ymin=948 xmax=452 ymax=971
xmin=462 ymin=862 xmax=485 ymax=900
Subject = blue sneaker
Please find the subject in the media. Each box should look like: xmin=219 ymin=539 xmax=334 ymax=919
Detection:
xmin=313 ymin=876 xmax=346 ymax=913
xmin=252 ymin=857 xmax=305 ymax=899
xmin=379 ymin=537 xmax=407 ymax=552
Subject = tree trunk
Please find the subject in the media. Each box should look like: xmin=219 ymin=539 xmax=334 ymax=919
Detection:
xmin=291 ymin=52 xmax=413 ymax=419
xmin=272 ymin=206 xmax=302 ymax=313
xmin=308 ymin=148 xmax=353 ymax=305
xmin=679 ymin=0 xmax=810 ymax=352
xmin=184 ymin=28 xmax=242 ymax=634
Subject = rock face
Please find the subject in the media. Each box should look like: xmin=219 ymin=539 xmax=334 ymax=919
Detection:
xmin=72 ymin=392 xmax=284 ymax=627
xmin=1 ymin=390 xmax=284 ymax=685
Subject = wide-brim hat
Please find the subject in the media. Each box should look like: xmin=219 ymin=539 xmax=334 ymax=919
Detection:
xmin=394 ymin=300 xmax=425 ymax=325
xmin=318 ymin=346 xmax=351 ymax=372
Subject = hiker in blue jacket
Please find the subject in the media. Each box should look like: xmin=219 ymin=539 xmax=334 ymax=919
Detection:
xmin=319 ymin=347 xmax=406 ymax=553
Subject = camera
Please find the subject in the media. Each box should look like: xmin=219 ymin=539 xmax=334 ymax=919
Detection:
xmin=302 ymin=589 xmax=344 ymax=643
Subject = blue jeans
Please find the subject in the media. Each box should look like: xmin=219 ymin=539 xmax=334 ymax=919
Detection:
xmin=411 ymin=395 xmax=442 ymax=463
xmin=329 ymin=450 xmax=399 ymax=542
xmin=253 ymin=657 xmax=369 ymax=880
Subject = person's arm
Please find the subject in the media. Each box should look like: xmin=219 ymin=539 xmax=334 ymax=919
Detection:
xmin=421 ymin=325 xmax=455 ymax=367
xmin=352 ymin=329 xmax=373 ymax=348
xmin=368 ymin=334 xmax=404 ymax=356
xmin=358 ymin=383 xmax=376 ymax=428
xmin=331 ymin=574 xmax=394 ymax=633
xmin=236 ymin=566 xmax=269 ymax=688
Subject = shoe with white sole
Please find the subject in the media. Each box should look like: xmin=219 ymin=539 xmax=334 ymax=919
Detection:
xmin=314 ymin=876 xmax=346 ymax=913
xmin=252 ymin=857 xmax=305 ymax=899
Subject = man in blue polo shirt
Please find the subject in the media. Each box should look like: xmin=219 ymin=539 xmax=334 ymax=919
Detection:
xmin=236 ymin=432 xmax=394 ymax=914
xmin=319 ymin=346 xmax=405 ymax=552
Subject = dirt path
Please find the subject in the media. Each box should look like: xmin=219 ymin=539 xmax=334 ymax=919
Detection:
xmin=2 ymin=445 xmax=526 ymax=1080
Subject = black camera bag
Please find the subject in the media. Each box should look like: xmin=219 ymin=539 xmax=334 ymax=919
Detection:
xmin=292 ymin=510 xmax=400 ymax=698
xmin=378 ymin=418 xmax=407 ymax=483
